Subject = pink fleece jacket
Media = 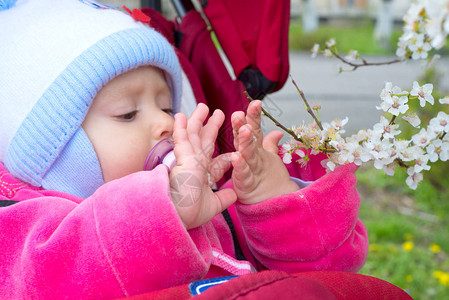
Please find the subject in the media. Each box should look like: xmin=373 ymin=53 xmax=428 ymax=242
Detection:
xmin=0 ymin=154 xmax=368 ymax=299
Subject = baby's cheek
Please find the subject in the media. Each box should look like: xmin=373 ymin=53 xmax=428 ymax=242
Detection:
xmin=100 ymin=149 xmax=145 ymax=182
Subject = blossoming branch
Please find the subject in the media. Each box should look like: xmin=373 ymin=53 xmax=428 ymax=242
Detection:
xmin=310 ymin=0 xmax=449 ymax=71
xmin=262 ymin=0 xmax=449 ymax=190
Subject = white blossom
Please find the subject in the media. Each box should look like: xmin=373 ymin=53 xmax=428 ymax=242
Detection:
xmin=363 ymin=139 xmax=394 ymax=169
xmin=344 ymin=50 xmax=358 ymax=62
xmin=402 ymin=113 xmax=421 ymax=128
xmin=429 ymin=111 xmax=449 ymax=133
xmin=406 ymin=167 xmax=423 ymax=190
xmin=281 ymin=143 xmax=294 ymax=164
xmin=383 ymin=161 xmax=398 ymax=176
xmin=294 ymin=149 xmax=310 ymax=168
xmin=397 ymin=0 xmax=449 ymax=60
xmin=377 ymin=83 xmax=408 ymax=113
xmin=408 ymin=34 xmax=432 ymax=59
xmin=394 ymin=140 xmax=411 ymax=154
xmin=410 ymin=81 xmax=434 ymax=107
xmin=426 ymin=139 xmax=449 ymax=162
xmin=323 ymin=49 xmax=333 ymax=57
xmin=282 ymin=152 xmax=292 ymax=164
xmin=352 ymin=145 xmax=372 ymax=166
xmin=399 ymin=144 xmax=423 ymax=162
xmin=329 ymin=140 xmax=344 ymax=152
xmin=326 ymin=38 xmax=336 ymax=48
xmin=444 ymin=14 xmax=449 ymax=34
xmin=412 ymin=127 xmax=436 ymax=147
xmin=389 ymin=95 xmax=410 ymax=116
xmin=379 ymin=82 xmax=406 ymax=102
xmin=427 ymin=12 xmax=447 ymax=49
xmin=425 ymin=2 xmax=449 ymax=49
xmin=379 ymin=82 xmax=393 ymax=101
xmin=321 ymin=159 xmax=336 ymax=172
xmin=413 ymin=154 xmax=431 ymax=173
xmin=311 ymin=44 xmax=320 ymax=58
xmin=396 ymin=43 xmax=407 ymax=59
xmin=346 ymin=129 xmax=371 ymax=144
xmin=373 ymin=116 xmax=401 ymax=139
xmin=330 ymin=117 xmax=348 ymax=133
xmin=402 ymin=2 xmax=425 ymax=29
xmin=280 ymin=3 xmax=449 ymax=190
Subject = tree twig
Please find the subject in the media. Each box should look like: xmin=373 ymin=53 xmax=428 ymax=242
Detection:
xmin=395 ymin=158 xmax=409 ymax=169
xmin=244 ymin=91 xmax=337 ymax=153
xmin=330 ymin=50 xmax=402 ymax=71
xmin=243 ymin=91 xmax=305 ymax=144
xmin=290 ymin=77 xmax=324 ymax=130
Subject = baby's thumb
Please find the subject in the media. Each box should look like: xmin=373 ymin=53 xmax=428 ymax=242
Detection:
xmin=208 ymin=153 xmax=232 ymax=186
xmin=215 ymin=189 xmax=237 ymax=212
xmin=263 ymin=131 xmax=284 ymax=154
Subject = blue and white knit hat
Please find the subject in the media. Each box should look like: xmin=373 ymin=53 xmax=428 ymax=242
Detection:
xmin=0 ymin=0 xmax=182 ymax=197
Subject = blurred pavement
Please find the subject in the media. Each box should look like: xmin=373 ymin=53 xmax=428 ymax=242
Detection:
xmin=261 ymin=52 xmax=449 ymax=139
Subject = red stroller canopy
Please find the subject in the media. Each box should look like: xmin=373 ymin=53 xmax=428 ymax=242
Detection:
xmin=203 ymin=0 xmax=290 ymax=95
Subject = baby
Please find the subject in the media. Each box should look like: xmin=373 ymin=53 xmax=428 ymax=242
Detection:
xmin=0 ymin=0 xmax=368 ymax=298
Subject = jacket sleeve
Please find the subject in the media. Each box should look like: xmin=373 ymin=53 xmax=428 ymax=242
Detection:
xmin=0 ymin=165 xmax=210 ymax=298
xmin=228 ymin=154 xmax=369 ymax=273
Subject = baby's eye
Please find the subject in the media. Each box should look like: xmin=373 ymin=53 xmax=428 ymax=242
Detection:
xmin=117 ymin=111 xmax=138 ymax=121
xmin=162 ymin=108 xmax=174 ymax=116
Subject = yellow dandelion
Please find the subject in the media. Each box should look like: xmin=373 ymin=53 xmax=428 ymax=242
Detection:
xmin=369 ymin=244 xmax=379 ymax=252
xmin=402 ymin=241 xmax=414 ymax=252
xmin=404 ymin=233 xmax=414 ymax=240
xmin=439 ymin=273 xmax=449 ymax=286
xmin=405 ymin=275 xmax=414 ymax=282
xmin=430 ymin=243 xmax=441 ymax=253
xmin=433 ymin=270 xmax=449 ymax=286
xmin=434 ymin=270 xmax=444 ymax=278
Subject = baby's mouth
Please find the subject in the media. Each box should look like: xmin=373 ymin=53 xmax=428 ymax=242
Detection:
xmin=143 ymin=138 xmax=176 ymax=171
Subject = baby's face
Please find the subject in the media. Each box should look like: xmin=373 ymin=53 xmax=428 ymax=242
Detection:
xmin=82 ymin=66 xmax=174 ymax=182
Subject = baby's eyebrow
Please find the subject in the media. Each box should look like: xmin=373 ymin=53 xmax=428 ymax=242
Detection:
xmin=93 ymin=93 xmax=135 ymax=113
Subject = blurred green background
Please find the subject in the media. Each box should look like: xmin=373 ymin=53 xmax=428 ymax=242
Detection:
xmin=288 ymin=18 xmax=449 ymax=299
xmin=289 ymin=19 xmax=401 ymax=55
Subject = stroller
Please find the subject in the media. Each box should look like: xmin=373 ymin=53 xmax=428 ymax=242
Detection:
xmin=139 ymin=0 xmax=290 ymax=162
xmin=125 ymin=1 xmax=413 ymax=299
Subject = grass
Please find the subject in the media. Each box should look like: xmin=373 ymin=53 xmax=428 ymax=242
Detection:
xmin=289 ymin=19 xmax=401 ymax=55
xmin=354 ymin=73 xmax=449 ymax=298
xmin=353 ymin=68 xmax=449 ymax=298
xmin=289 ymin=19 xmax=449 ymax=56
xmin=287 ymin=20 xmax=449 ymax=299
xmin=356 ymin=166 xmax=449 ymax=299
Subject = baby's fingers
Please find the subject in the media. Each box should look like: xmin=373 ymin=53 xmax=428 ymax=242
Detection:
xmin=246 ymin=100 xmax=263 ymax=145
xmin=231 ymin=111 xmax=246 ymax=151
xmin=200 ymin=109 xmax=225 ymax=157
xmin=237 ymin=124 xmax=258 ymax=168
xmin=173 ymin=113 xmax=193 ymax=164
xmin=187 ymin=103 xmax=209 ymax=149
xmin=208 ymin=153 xmax=232 ymax=187
xmin=230 ymin=152 xmax=256 ymax=191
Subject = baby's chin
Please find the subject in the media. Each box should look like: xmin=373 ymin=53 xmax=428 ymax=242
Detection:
xmin=101 ymin=167 xmax=143 ymax=183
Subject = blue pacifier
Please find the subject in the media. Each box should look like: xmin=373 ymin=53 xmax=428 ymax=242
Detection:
xmin=143 ymin=138 xmax=176 ymax=171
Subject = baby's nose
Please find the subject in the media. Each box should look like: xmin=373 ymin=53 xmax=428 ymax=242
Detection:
xmin=153 ymin=112 xmax=174 ymax=140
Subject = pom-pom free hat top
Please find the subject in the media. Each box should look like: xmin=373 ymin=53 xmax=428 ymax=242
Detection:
xmin=0 ymin=0 xmax=182 ymax=197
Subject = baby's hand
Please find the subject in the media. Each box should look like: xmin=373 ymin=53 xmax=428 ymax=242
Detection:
xmin=170 ymin=103 xmax=237 ymax=230
xmin=231 ymin=100 xmax=299 ymax=205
